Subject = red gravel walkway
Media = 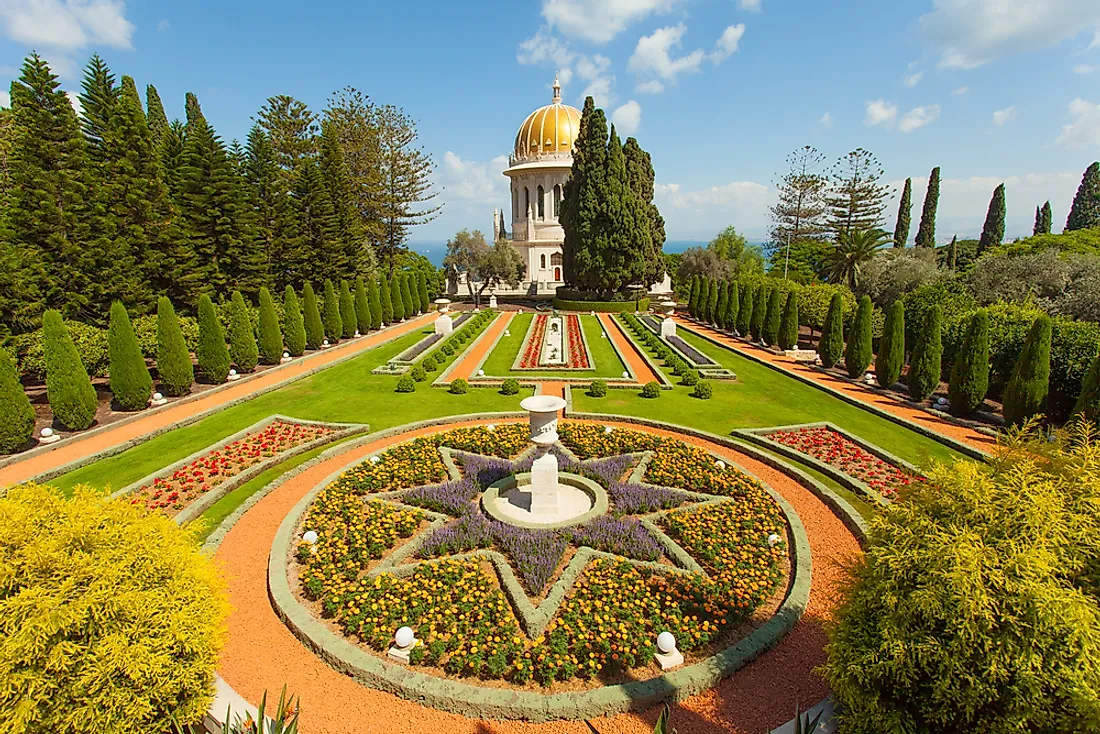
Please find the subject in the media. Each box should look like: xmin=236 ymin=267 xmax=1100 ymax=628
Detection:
xmin=598 ymin=313 xmax=659 ymax=385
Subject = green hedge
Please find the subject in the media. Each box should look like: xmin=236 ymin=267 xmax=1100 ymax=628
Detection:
xmin=551 ymin=298 xmax=650 ymax=313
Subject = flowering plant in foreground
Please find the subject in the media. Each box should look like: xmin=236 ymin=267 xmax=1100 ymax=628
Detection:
xmin=519 ymin=315 xmax=548 ymax=368
xmin=565 ymin=314 xmax=591 ymax=369
xmin=132 ymin=421 xmax=334 ymax=514
xmin=766 ymin=426 xmax=923 ymax=499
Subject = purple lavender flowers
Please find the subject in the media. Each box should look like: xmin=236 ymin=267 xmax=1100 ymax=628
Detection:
xmin=401 ymin=478 xmax=480 ymax=516
xmin=606 ymin=482 xmax=685 ymax=514
xmin=565 ymin=516 xmax=662 ymax=562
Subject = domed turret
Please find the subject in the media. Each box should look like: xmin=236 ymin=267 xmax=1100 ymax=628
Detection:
xmin=512 ymin=74 xmax=581 ymax=164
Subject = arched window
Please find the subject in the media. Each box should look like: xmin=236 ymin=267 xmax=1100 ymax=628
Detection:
xmin=551 ymin=252 xmax=563 ymax=266
xmin=553 ymin=184 xmax=562 ymax=218
xmin=512 ymin=188 xmax=518 ymax=220
xmin=537 ymin=185 xmax=545 ymax=220
xmin=524 ymin=187 xmax=530 ymax=218
xmin=540 ymin=254 xmax=547 ymax=270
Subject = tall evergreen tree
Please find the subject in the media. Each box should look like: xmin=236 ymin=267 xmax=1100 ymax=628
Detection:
xmin=736 ymin=282 xmax=753 ymax=336
xmin=750 ymin=284 xmax=768 ymax=341
xmin=706 ymin=278 xmax=719 ymax=325
xmin=715 ymin=280 xmax=729 ymax=330
xmin=763 ymin=287 xmax=782 ymax=345
xmin=322 ymin=279 xmax=342 ymax=342
xmin=914 ymin=166 xmax=940 ymax=248
xmin=622 ymin=135 xmax=666 ymax=287
xmin=184 ymin=92 xmax=205 ymax=133
xmin=145 ymin=84 xmax=169 ymax=148
xmin=339 ymin=280 xmax=356 ymax=338
xmin=1039 ymin=201 xmax=1053 ymax=235
xmin=0 ymin=346 xmax=34 ymax=453
xmin=319 ymin=120 xmax=369 ymax=280
xmin=42 ymin=310 xmax=98 ymax=430
xmin=77 ymin=54 xmax=118 ymax=163
xmin=947 ymin=235 xmax=959 ymax=270
xmin=560 ymin=97 xmax=608 ymax=290
xmin=779 ymin=290 xmax=799 ymax=350
xmin=119 ymin=76 xmax=141 ymax=112
xmin=245 ymin=126 xmax=295 ymax=290
xmin=893 ymin=177 xmax=912 ymax=248
xmin=379 ymin=274 xmax=394 ymax=324
xmin=725 ymin=282 xmax=739 ymax=334
xmin=158 ymin=119 xmax=186 ymax=206
xmin=818 ymin=292 xmax=844 ymax=368
xmin=389 ymin=274 xmax=406 ymax=321
xmin=769 ymin=145 xmax=830 ymax=246
xmin=845 ymin=295 xmax=874 ymax=378
xmin=302 ymin=281 xmax=324 ymax=349
xmin=156 ymin=297 xmax=193 ymax=396
xmin=978 ymin=183 xmax=1006 ymax=254
xmin=698 ymin=278 xmax=711 ymax=322
xmin=595 ymin=124 xmax=654 ymax=292
xmin=908 ymin=305 xmax=943 ymax=402
xmin=108 ymin=301 xmax=152 ymax=410
xmin=367 ymin=277 xmax=382 ymax=330
xmin=354 ymin=277 xmax=371 ymax=333
xmin=399 ymin=273 xmax=415 ymax=317
xmin=257 ymin=287 xmax=283 ymax=364
xmin=416 ymin=271 xmax=430 ymax=312
xmin=196 ymin=294 xmax=230 ymax=383
xmin=291 ymin=159 xmax=341 ymax=284
xmin=1002 ymin=315 xmax=1052 ymax=426
xmin=283 ymin=286 xmax=307 ymax=357
xmin=227 ymin=291 xmax=259 ymax=372
xmin=875 ymin=301 xmax=905 ymax=388
xmin=825 ymin=148 xmax=891 ymax=237
xmin=1066 ymin=162 xmax=1100 ymax=231
xmin=1072 ymin=347 xmax=1100 ymax=424
xmin=688 ymin=276 xmax=700 ymax=317
xmin=1033 ymin=205 xmax=1043 ymax=236
xmin=948 ymin=310 xmax=990 ymax=415
xmin=255 ymin=95 xmax=318 ymax=180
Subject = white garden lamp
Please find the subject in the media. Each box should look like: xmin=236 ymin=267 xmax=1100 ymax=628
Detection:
xmin=655 ymin=630 xmax=683 ymax=669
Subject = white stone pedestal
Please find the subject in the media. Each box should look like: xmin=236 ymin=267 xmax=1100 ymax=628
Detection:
xmin=519 ymin=395 xmax=568 ymax=523
xmin=489 ymin=295 xmax=498 ymax=309
xmin=529 ymin=451 xmax=559 ymax=515
xmin=387 ymin=640 xmax=418 ymax=663
xmin=661 ymin=317 xmax=676 ymax=338
xmin=435 ymin=313 xmax=453 ymax=336
xmin=655 ymin=649 xmax=684 ymax=670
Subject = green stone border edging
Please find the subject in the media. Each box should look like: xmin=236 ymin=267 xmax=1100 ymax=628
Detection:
xmin=481 ymin=471 xmax=609 ymax=529
xmin=264 ymin=414 xmax=813 ymax=721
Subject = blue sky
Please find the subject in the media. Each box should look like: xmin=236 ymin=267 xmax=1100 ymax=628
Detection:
xmin=0 ymin=0 xmax=1098 ymax=254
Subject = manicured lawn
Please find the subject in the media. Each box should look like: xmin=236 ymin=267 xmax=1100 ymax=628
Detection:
xmin=478 ymin=313 xmax=627 ymax=378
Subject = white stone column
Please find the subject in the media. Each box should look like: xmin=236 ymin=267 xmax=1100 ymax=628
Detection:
xmin=520 ymin=395 xmax=567 ymax=517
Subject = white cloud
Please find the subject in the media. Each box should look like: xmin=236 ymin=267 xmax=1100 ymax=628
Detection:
xmin=0 ymin=0 xmax=134 ymax=50
xmin=156 ymin=18 xmax=168 ymax=32
xmin=903 ymin=71 xmax=924 ymax=87
xmin=517 ymin=34 xmax=613 ymax=105
xmin=557 ymin=67 xmax=574 ymax=87
xmin=0 ymin=90 xmax=9 ymax=107
xmin=992 ymin=106 xmax=1017 ymax=126
xmin=66 ymin=90 xmax=82 ymax=117
xmin=628 ymin=23 xmax=705 ymax=89
xmin=1075 ymin=64 xmax=1097 ymax=74
xmin=919 ymin=0 xmax=1100 ymax=69
xmin=898 ymin=104 xmax=942 ymax=132
xmin=576 ymin=53 xmax=615 ymax=106
xmin=637 ymin=79 xmax=665 ymax=93
xmin=953 ymin=86 xmax=970 ymax=95
xmin=865 ymin=99 xmax=898 ymax=126
xmin=517 ymin=30 xmax=574 ymax=67
xmin=581 ymin=75 xmax=614 ymax=107
xmin=440 ymin=152 xmax=510 ymax=203
xmin=611 ymin=100 xmax=642 ymax=134
xmin=710 ymin=24 xmax=745 ymax=63
xmin=1056 ymin=98 xmax=1100 ymax=150
xmin=819 ymin=111 xmax=832 ymax=128
xmin=1092 ymin=30 xmax=1100 ymax=49
xmin=654 ymin=179 xmax=772 ymax=238
xmin=739 ymin=0 xmax=762 ymax=10
xmin=542 ymin=0 xmax=679 ymax=43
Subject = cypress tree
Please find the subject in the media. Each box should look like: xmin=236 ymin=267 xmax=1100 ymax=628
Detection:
xmin=108 ymin=301 xmax=152 ymax=411
xmin=322 ymin=279 xmax=343 ymax=342
xmin=750 ymin=285 xmax=768 ymax=341
xmin=1002 ymin=315 xmax=1052 ymax=426
xmin=185 ymin=92 xmax=206 ymax=132
xmin=1039 ymin=201 xmax=1053 ymax=235
xmin=818 ymin=293 xmax=844 ymax=368
xmin=400 ymin=274 xmax=415 ymax=318
xmin=367 ymin=277 xmax=383 ymax=330
xmin=560 ymin=97 xmax=609 ymax=290
xmin=283 ymin=286 xmax=306 ymax=357
xmin=354 ymin=278 xmax=371 ymax=333
xmin=845 ymin=296 xmax=874 ymax=378
xmin=145 ymin=84 xmax=169 ymax=148
xmin=977 ymin=183 xmax=1006 ymax=253
xmin=715 ymin=281 xmax=729 ymax=330
xmin=228 ymin=291 xmax=259 ymax=372
xmin=946 ymin=235 xmax=959 ymax=270
xmin=390 ymin=274 xmax=406 ymax=321
xmin=302 ymin=282 xmax=324 ymax=349
xmin=875 ymin=300 xmax=905 ymax=388
xmin=1072 ymin=348 xmax=1100 ymax=424
xmin=1033 ymin=205 xmax=1043 ymax=237
xmin=914 ymin=166 xmax=940 ymax=248
xmin=622 ymin=136 xmax=666 ymax=286
xmin=339 ymin=280 xmax=357 ymax=338
xmin=725 ymin=283 xmax=740 ymax=335
xmin=706 ymin=278 xmax=719 ymax=325
xmin=257 ymin=287 xmax=283 ymax=364
xmin=196 ymin=295 xmax=230 ymax=383
xmin=379 ymin=275 xmax=394 ymax=324
xmin=763 ymin=287 xmax=782 ymax=346
xmin=0 ymin=347 xmax=34 ymax=453
xmin=688 ymin=276 xmax=700 ymax=317
xmin=417 ymin=271 xmax=430 ymax=313
xmin=779 ymin=290 xmax=799 ymax=350
xmin=893 ymin=177 xmax=912 ymax=248
xmin=908 ymin=305 xmax=943 ymax=402
xmin=736 ymin=283 xmax=753 ymax=336
xmin=1066 ymin=162 xmax=1100 ymax=231
xmin=948 ymin=309 xmax=990 ymax=415
xmin=156 ymin=297 xmax=193 ymax=396
xmin=43 ymin=310 xmax=98 ymax=430
xmin=697 ymin=278 xmax=709 ymax=322
xmin=600 ymin=125 xmax=655 ymax=292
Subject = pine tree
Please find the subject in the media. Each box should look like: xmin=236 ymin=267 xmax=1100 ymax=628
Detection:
xmin=978 ymin=183 xmax=1006 ymax=253
xmin=354 ymin=278 xmax=371 ymax=333
xmin=1002 ymin=315 xmax=1052 ymax=426
xmin=417 ymin=271 xmax=430 ymax=312
xmin=698 ymin=279 xmax=711 ymax=322
xmin=893 ymin=177 xmax=912 ymax=248
xmin=42 ymin=310 xmax=98 ymax=430
xmin=196 ymin=294 xmax=230 ymax=383
xmin=379 ymin=275 xmax=394 ymax=324
xmin=715 ymin=281 xmax=729 ymax=329
xmin=763 ymin=287 xmax=782 ymax=346
xmin=156 ymin=297 xmax=193 ymax=396
xmin=399 ymin=273 xmax=415 ymax=317
xmin=1039 ymin=201 xmax=1053 ymax=235
xmin=1072 ymin=347 xmax=1100 ymax=424
xmin=290 ymin=159 xmax=341 ymax=284
xmin=184 ymin=92 xmax=205 ymax=133
xmin=845 ymin=295 xmax=874 ymax=378
xmin=908 ymin=305 xmax=943 ymax=402
xmin=145 ymin=85 xmax=169 ymax=148
xmin=779 ymin=290 xmax=799 ymax=350
xmin=948 ymin=309 xmax=990 ymax=415
xmin=819 ymin=292 xmax=845 ymax=368
xmin=875 ymin=301 xmax=905 ymax=388
xmin=706 ymin=278 xmax=719 ymax=325
xmin=257 ymin=287 xmax=283 ymax=364
xmin=769 ymin=145 xmax=830 ymax=246
xmin=302 ymin=282 xmax=324 ymax=349
xmin=725 ymin=282 xmax=739 ymax=335
xmin=319 ymin=120 xmax=368 ymax=280
xmin=283 ymin=286 xmax=307 ymax=357
xmin=367 ymin=277 xmax=383 ymax=330
xmin=390 ymin=274 xmax=406 ymax=321
xmin=560 ymin=97 xmax=608 ymax=290
xmin=750 ymin=285 xmax=768 ymax=341
xmin=339 ymin=280 xmax=357 ymax=338
xmin=228 ymin=291 xmax=259 ymax=372
xmin=78 ymin=54 xmax=118 ymax=163
xmin=914 ymin=166 xmax=940 ymax=248
xmin=736 ymin=282 xmax=753 ymax=336
xmin=0 ymin=346 xmax=34 ymax=453
xmin=255 ymin=95 xmax=318 ymax=180
xmin=107 ymin=301 xmax=151 ymax=411
xmin=245 ymin=126 xmax=297 ymax=291
xmin=826 ymin=148 xmax=891 ymax=237
xmin=1066 ymin=162 xmax=1100 ymax=231
xmin=322 ymin=279 xmax=343 ymax=342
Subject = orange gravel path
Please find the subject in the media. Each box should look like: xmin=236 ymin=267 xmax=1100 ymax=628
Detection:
xmin=675 ymin=318 xmax=996 ymax=454
xmin=598 ymin=313 xmax=659 ymax=385
xmin=215 ymin=418 xmax=860 ymax=734
xmin=448 ymin=312 xmax=515 ymax=382
xmin=0 ymin=314 xmax=437 ymax=488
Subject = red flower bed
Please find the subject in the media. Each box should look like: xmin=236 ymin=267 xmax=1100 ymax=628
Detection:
xmin=519 ymin=314 xmax=547 ymax=368
xmin=132 ymin=421 xmax=335 ymax=515
xmin=565 ymin=314 xmax=590 ymax=369
xmin=766 ymin=426 xmax=922 ymax=500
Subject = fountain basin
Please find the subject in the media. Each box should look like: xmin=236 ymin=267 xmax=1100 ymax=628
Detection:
xmin=482 ymin=472 xmax=608 ymax=529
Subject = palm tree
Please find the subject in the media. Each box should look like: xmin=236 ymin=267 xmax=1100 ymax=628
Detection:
xmin=824 ymin=228 xmax=891 ymax=289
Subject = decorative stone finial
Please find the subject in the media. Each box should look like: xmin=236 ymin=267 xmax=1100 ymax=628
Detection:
xmin=552 ymin=73 xmax=561 ymax=104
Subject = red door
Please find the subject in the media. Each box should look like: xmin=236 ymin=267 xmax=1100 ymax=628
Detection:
xmin=554 ymin=267 xmax=561 ymax=281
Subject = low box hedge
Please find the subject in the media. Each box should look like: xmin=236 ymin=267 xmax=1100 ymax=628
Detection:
xmin=552 ymin=298 xmax=650 ymax=313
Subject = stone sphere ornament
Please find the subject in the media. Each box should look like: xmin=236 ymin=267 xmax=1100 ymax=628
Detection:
xmin=622 ymin=371 xmax=629 ymax=379
xmin=768 ymin=533 xmax=781 ymax=547
xmin=478 ymin=369 xmax=485 ymax=377
xmin=230 ymin=369 xmax=237 ymax=376
xmin=937 ymin=397 xmax=948 ymax=406
xmin=41 ymin=428 xmax=54 ymax=438
xmin=395 ymin=626 xmax=415 ymax=649
xmin=283 ymin=351 xmax=290 ymax=358
xmin=605 ymin=426 xmax=614 ymax=434
xmin=153 ymin=392 xmax=163 ymax=402
xmin=504 ymin=330 xmax=511 ymax=337
xmin=487 ymin=424 xmax=496 ymax=431
xmin=370 ymin=455 xmax=380 ymax=464
xmin=323 ymin=339 xmax=330 ymax=347
xmin=303 ymin=530 xmax=319 ymax=545
xmin=715 ymin=460 xmax=726 ymax=470
xmin=657 ymin=631 xmax=676 ymax=654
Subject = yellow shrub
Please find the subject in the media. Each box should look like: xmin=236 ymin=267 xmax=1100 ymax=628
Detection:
xmin=0 ymin=483 xmax=229 ymax=734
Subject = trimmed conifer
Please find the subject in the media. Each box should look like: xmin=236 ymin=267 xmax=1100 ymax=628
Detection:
xmin=736 ymin=283 xmax=753 ymax=336
xmin=339 ymin=280 xmax=356 ymax=338
xmin=196 ymin=295 xmax=231 ymax=383
xmin=978 ymin=183 xmax=1006 ymax=253
xmin=908 ymin=305 xmax=943 ymax=402
xmin=1039 ymin=201 xmax=1053 ymax=235
xmin=845 ymin=295 xmax=874 ymax=378
xmin=763 ymin=287 xmax=782 ymax=345
xmin=750 ymin=285 xmax=768 ymax=341
xmin=915 ymin=166 xmax=940 ymax=248
xmin=725 ymin=283 xmax=739 ymax=334
xmin=706 ymin=279 xmax=719 ymax=325
xmin=948 ymin=309 xmax=990 ymax=415
xmin=322 ymin=279 xmax=343 ymax=342
xmin=698 ymin=278 xmax=711 ymax=322
xmin=400 ymin=274 xmax=415 ymax=318
xmin=379 ymin=275 xmax=394 ymax=324
xmin=42 ymin=310 xmax=98 ymax=430
xmin=390 ymin=274 xmax=405 ymax=321
xmin=367 ymin=278 xmax=383 ymax=330
xmin=228 ymin=291 xmax=259 ymax=373
xmin=354 ymin=278 xmax=371 ymax=333
xmin=1002 ymin=315 xmax=1052 ymax=426
xmin=894 ymin=177 xmax=912 ymax=248
xmin=716 ymin=281 xmax=729 ymax=330
xmin=1066 ymin=162 xmax=1100 ymax=231
xmin=417 ymin=271 xmax=430 ymax=313
xmin=107 ymin=302 xmax=151 ymax=411
xmin=779 ymin=290 xmax=799 ymax=350
xmin=819 ymin=293 xmax=845 ymax=368
xmin=0 ymin=346 xmax=35 ymax=453
xmin=688 ymin=276 xmax=700 ymax=317
xmin=156 ymin=297 xmax=193 ymax=396
xmin=302 ymin=282 xmax=324 ymax=349
xmin=875 ymin=300 xmax=905 ymax=388
xmin=257 ymin=287 xmax=283 ymax=364
xmin=1072 ymin=347 xmax=1100 ymax=424
xmin=283 ymin=286 xmax=306 ymax=357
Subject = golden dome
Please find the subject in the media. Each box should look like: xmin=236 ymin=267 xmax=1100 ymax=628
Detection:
xmin=513 ymin=76 xmax=581 ymax=162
